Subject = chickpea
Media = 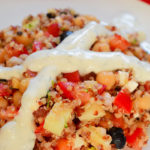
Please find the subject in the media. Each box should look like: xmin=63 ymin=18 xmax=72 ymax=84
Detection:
xmin=15 ymin=33 xmax=33 ymax=46
xmin=83 ymin=15 xmax=99 ymax=23
xmin=0 ymin=49 xmax=6 ymax=63
xmin=135 ymin=93 xmax=150 ymax=110
xmin=12 ymin=77 xmax=20 ymax=89
xmin=92 ymin=42 xmax=110 ymax=52
xmin=96 ymin=72 xmax=116 ymax=90
xmin=74 ymin=16 xmax=85 ymax=28
xmin=19 ymin=78 xmax=31 ymax=93
xmin=0 ymin=97 xmax=8 ymax=109
xmin=13 ymin=91 xmax=22 ymax=107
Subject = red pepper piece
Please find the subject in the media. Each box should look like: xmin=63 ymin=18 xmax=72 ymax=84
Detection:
xmin=0 ymin=83 xmax=12 ymax=96
xmin=6 ymin=42 xmax=28 ymax=57
xmin=109 ymin=34 xmax=130 ymax=51
xmin=98 ymin=85 xmax=106 ymax=95
xmin=58 ymin=82 xmax=75 ymax=100
xmin=63 ymin=71 xmax=80 ymax=82
xmin=114 ymin=92 xmax=132 ymax=114
xmin=126 ymin=128 xmax=144 ymax=146
xmin=47 ymin=23 xmax=60 ymax=37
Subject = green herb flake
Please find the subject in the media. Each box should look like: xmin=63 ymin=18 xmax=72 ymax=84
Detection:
xmin=23 ymin=19 xmax=39 ymax=30
xmin=46 ymin=92 xmax=51 ymax=108
xmin=64 ymin=122 xmax=68 ymax=128
xmin=51 ymin=80 xmax=55 ymax=88
xmin=131 ymin=39 xmax=138 ymax=45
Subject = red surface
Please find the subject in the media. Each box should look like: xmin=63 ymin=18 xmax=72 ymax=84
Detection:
xmin=140 ymin=0 xmax=150 ymax=4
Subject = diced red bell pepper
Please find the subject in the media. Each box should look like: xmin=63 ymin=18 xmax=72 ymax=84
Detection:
xmin=109 ymin=34 xmax=130 ymax=51
xmin=6 ymin=42 xmax=28 ymax=58
xmin=58 ymin=82 xmax=75 ymax=100
xmin=47 ymin=23 xmax=60 ymax=37
xmin=0 ymin=83 xmax=12 ymax=96
xmin=63 ymin=71 xmax=80 ymax=82
xmin=126 ymin=128 xmax=144 ymax=147
xmin=32 ymin=41 xmax=44 ymax=52
xmin=114 ymin=92 xmax=132 ymax=114
xmin=98 ymin=85 xmax=106 ymax=95
xmin=35 ymin=121 xmax=45 ymax=134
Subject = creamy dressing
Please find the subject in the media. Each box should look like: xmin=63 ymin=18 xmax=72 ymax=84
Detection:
xmin=0 ymin=21 xmax=150 ymax=150
xmin=0 ymin=65 xmax=24 ymax=79
xmin=0 ymin=66 xmax=59 ymax=150
xmin=23 ymin=49 xmax=150 ymax=82
xmin=56 ymin=21 xmax=111 ymax=50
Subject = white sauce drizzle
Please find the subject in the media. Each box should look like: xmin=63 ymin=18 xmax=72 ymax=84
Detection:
xmin=56 ymin=21 xmax=111 ymax=50
xmin=0 ymin=65 xmax=24 ymax=79
xmin=0 ymin=22 xmax=150 ymax=150
xmin=0 ymin=66 xmax=59 ymax=150
xmin=23 ymin=49 xmax=150 ymax=82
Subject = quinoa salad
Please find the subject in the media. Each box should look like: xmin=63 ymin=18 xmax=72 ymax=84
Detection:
xmin=33 ymin=70 xmax=150 ymax=150
xmin=0 ymin=8 xmax=99 ymax=67
xmin=0 ymin=8 xmax=149 ymax=67
xmin=0 ymin=69 xmax=37 ymax=127
xmin=0 ymin=8 xmax=150 ymax=150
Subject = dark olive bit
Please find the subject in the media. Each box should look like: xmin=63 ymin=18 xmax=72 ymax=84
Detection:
xmin=60 ymin=31 xmax=73 ymax=42
xmin=107 ymin=127 xmax=126 ymax=149
xmin=46 ymin=12 xmax=56 ymax=19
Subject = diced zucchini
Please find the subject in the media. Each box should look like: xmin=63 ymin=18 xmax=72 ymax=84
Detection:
xmin=23 ymin=19 xmax=39 ymax=30
xmin=44 ymin=102 xmax=72 ymax=136
xmin=118 ymin=71 xmax=129 ymax=86
xmin=79 ymin=101 xmax=105 ymax=121
xmin=123 ymin=80 xmax=138 ymax=92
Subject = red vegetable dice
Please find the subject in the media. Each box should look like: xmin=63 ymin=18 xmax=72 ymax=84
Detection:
xmin=6 ymin=42 xmax=28 ymax=58
xmin=47 ymin=23 xmax=60 ymax=37
xmin=0 ymin=83 xmax=12 ymax=96
xmin=126 ymin=128 xmax=144 ymax=147
xmin=109 ymin=34 xmax=130 ymax=51
xmin=114 ymin=92 xmax=132 ymax=114
xmin=98 ymin=85 xmax=106 ymax=95
xmin=58 ymin=82 xmax=75 ymax=100
xmin=63 ymin=71 xmax=80 ymax=82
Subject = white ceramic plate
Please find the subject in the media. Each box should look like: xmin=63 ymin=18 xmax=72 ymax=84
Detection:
xmin=0 ymin=0 xmax=150 ymax=149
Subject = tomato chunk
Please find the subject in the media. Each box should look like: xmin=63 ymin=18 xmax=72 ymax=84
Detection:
xmin=114 ymin=92 xmax=132 ymax=114
xmin=0 ymin=83 xmax=12 ymax=96
xmin=63 ymin=71 xmax=80 ymax=82
xmin=55 ymin=138 xmax=71 ymax=150
xmin=109 ymin=34 xmax=130 ymax=51
xmin=32 ymin=41 xmax=44 ymax=52
xmin=47 ymin=23 xmax=60 ymax=37
xmin=126 ymin=128 xmax=144 ymax=147
xmin=5 ymin=42 xmax=28 ymax=58
xmin=74 ymin=89 xmax=91 ymax=105
xmin=58 ymin=82 xmax=75 ymax=100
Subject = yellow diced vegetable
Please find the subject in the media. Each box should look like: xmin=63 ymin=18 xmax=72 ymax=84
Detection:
xmin=79 ymin=101 xmax=105 ymax=121
xmin=44 ymin=102 xmax=72 ymax=136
